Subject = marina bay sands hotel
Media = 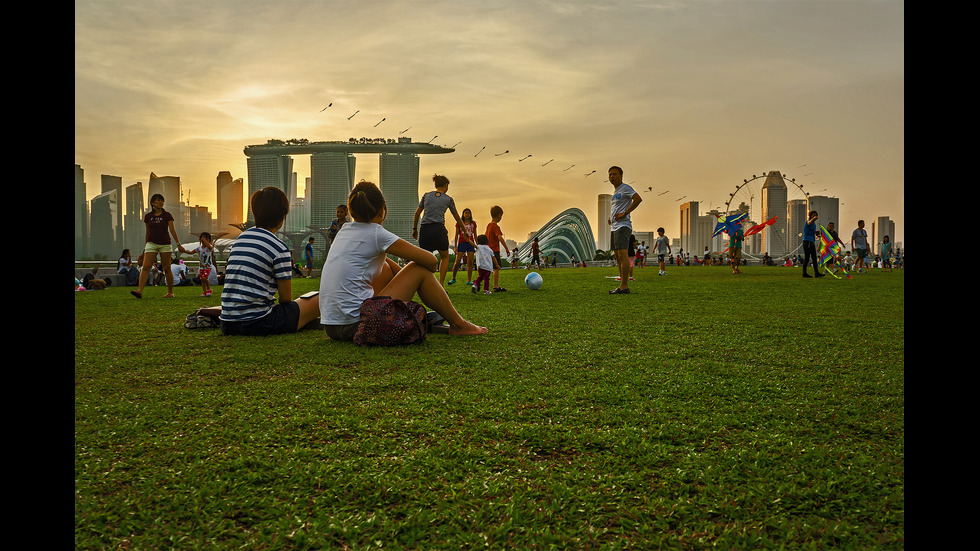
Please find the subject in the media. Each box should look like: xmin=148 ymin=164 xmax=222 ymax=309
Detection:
xmin=243 ymin=137 xmax=452 ymax=243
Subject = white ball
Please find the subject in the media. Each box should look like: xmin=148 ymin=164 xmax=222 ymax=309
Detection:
xmin=525 ymin=272 xmax=543 ymax=290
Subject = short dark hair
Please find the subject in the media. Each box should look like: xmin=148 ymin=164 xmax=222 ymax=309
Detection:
xmin=348 ymin=181 xmax=386 ymax=222
xmin=433 ymin=174 xmax=450 ymax=188
xmin=490 ymin=205 xmax=503 ymax=218
xmin=251 ymin=187 xmax=289 ymax=230
xmin=608 ymin=166 xmax=623 ymax=176
xmin=477 ymin=234 xmax=489 ymax=245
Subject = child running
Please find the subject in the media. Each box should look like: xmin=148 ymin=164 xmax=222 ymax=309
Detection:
xmin=320 ymin=181 xmax=487 ymax=341
xmin=132 ymin=193 xmax=187 ymax=298
xmin=470 ymin=234 xmax=500 ymax=295
xmin=412 ymin=174 xmax=467 ymax=285
xmin=189 ymin=232 xmax=216 ymax=296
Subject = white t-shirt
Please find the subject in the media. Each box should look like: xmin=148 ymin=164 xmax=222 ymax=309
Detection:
xmin=319 ymin=222 xmax=400 ymax=325
xmin=610 ymin=183 xmax=637 ymax=231
xmin=476 ymin=244 xmax=494 ymax=271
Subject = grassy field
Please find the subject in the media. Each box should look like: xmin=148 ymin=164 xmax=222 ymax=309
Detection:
xmin=75 ymin=265 xmax=904 ymax=550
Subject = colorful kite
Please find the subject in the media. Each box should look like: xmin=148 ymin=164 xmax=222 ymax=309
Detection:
xmin=743 ymin=216 xmax=778 ymax=237
xmin=816 ymin=224 xmax=851 ymax=279
xmin=712 ymin=212 xmax=749 ymax=237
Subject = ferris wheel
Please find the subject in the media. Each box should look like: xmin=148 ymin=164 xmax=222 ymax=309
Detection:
xmin=722 ymin=171 xmax=812 ymax=259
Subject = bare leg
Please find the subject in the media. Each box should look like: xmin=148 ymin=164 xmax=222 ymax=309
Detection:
xmin=161 ymin=252 xmax=175 ymax=297
xmin=466 ymin=252 xmax=474 ymax=282
xmin=378 ymin=262 xmax=486 ymax=336
xmin=438 ymin=250 xmax=449 ymax=284
xmin=293 ymin=295 xmax=320 ymax=330
xmin=615 ymin=249 xmax=630 ymax=290
xmin=134 ymin=251 xmax=157 ymax=297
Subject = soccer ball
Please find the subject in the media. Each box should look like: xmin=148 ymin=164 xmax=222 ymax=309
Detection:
xmin=525 ymin=272 xmax=543 ymax=290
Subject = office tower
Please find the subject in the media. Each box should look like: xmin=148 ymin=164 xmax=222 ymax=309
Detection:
xmin=147 ymin=172 xmax=181 ymax=205
xmin=101 ymin=175 xmax=124 ymax=251
xmin=597 ymin=194 xmax=611 ymax=251
xmin=808 ymin=195 xmax=840 ymax=233
xmin=75 ymin=164 xmax=88 ymax=259
xmin=679 ymin=201 xmax=700 ymax=256
xmin=90 ymin=189 xmax=119 ymax=259
xmin=217 ymin=172 xmax=244 ymax=233
xmin=188 ymin=205 xmax=214 ymax=236
xmin=125 ymin=182 xmax=145 ymax=254
xmin=379 ymin=152 xmax=420 ymax=243
xmin=787 ymin=199 xmax=808 ymax=254
xmin=285 ymin=196 xmax=310 ymax=234
xmin=873 ymin=216 xmax=895 ymax=254
xmin=761 ymin=171 xmax=788 ymax=257
xmin=309 ymin=152 xmax=356 ymax=228
xmin=245 ymin=155 xmax=294 ymax=222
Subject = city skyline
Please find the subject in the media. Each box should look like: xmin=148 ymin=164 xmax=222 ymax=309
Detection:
xmin=75 ymin=0 xmax=904 ymax=243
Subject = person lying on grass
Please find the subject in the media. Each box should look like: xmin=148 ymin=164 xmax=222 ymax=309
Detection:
xmin=318 ymin=180 xmax=488 ymax=342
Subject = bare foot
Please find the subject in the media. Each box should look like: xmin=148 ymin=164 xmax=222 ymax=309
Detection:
xmin=448 ymin=322 xmax=488 ymax=336
xmin=162 ymin=293 xmax=175 ymax=298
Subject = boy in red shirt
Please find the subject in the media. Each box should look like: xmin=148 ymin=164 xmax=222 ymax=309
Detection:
xmin=485 ymin=205 xmax=510 ymax=292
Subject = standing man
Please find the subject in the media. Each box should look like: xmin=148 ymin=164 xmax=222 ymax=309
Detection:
xmin=607 ymin=166 xmax=642 ymax=294
xmin=851 ymin=220 xmax=870 ymax=273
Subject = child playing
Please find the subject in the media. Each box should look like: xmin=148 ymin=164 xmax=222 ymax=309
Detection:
xmin=320 ymin=180 xmax=487 ymax=341
xmin=654 ymin=228 xmax=672 ymax=275
xmin=486 ymin=205 xmax=510 ymax=292
xmin=217 ymin=187 xmax=320 ymax=336
xmin=449 ymin=208 xmax=478 ymax=285
xmin=730 ymin=223 xmax=744 ymax=274
xmin=132 ymin=193 xmax=188 ymax=298
xmin=471 ymin=235 xmax=500 ymax=295
xmin=412 ymin=174 xmax=467 ymax=285
xmin=303 ymin=237 xmax=315 ymax=278
xmin=188 ymin=232 xmax=216 ymax=297
xmin=327 ymin=205 xmax=349 ymax=245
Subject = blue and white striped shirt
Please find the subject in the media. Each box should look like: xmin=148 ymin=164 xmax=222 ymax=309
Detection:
xmin=219 ymin=228 xmax=292 ymax=322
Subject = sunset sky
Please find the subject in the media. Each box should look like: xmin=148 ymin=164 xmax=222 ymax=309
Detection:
xmin=75 ymin=0 xmax=904 ymax=244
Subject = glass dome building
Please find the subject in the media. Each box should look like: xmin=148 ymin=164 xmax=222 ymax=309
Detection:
xmin=517 ymin=207 xmax=597 ymax=263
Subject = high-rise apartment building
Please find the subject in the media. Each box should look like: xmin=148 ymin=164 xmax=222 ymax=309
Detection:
xmin=90 ymin=189 xmax=119 ymax=258
xmin=101 ymin=175 xmax=124 ymax=250
xmin=679 ymin=201 xmax=700 ymax=256
xmin=808 ymin=195 xmax=841 ymax=232
xmin=872 ymin=216 xmax=895 ymax=254
xmin=380 ymin=152 xmax=421 ymax=244
xmin=787 ymin=199 xmax=808 ymax=254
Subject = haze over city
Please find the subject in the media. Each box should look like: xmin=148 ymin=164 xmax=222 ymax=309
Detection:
xmin=75 ymin=0 xmax=904 ymax=244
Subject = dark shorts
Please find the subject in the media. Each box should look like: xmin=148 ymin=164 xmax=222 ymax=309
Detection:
xmin=457 ymin=241 xmax=476 ymax=253
xmin=418 ymin=223 xmax=449 ymax=252
xmin=493 ymin=251 xmax=502 ymax=268
xmin=611 ymin=227 xmax=632 ymax=250
xmin=324 ymin=322 xmax=360 ymax=342
xmin=220 ymin=302 xmax=300 ymax=336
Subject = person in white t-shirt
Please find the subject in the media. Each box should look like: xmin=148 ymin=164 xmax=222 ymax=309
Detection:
xmin=319 ymin=181 xmax=488 ymax=341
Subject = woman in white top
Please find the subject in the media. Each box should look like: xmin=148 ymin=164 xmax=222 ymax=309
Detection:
xmin=319 ymin=181 xmax=488 ymax=341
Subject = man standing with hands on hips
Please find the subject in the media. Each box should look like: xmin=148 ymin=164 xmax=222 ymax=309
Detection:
xmin=608 ymin=166 xmax=642 ymax=294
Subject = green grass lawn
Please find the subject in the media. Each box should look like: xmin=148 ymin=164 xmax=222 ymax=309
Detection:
xmin=75 ymin=265 xmax=904 ymax=550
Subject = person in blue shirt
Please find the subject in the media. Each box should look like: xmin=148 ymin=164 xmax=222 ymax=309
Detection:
xmin=802 ymin=210 xmax=824 ymax=278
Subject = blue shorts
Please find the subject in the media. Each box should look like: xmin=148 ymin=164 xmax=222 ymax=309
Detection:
xmin=457 ymin=241 xmax=476 ymax=253
xmin=220 ymin=302 xmax=300 ymax=336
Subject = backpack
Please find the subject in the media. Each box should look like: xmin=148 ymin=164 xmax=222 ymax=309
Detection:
xmin=353 ymin=296 xmax=427 ymax=346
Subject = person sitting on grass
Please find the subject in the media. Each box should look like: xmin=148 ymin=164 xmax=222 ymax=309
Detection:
xmin=319 ymin=180 xmax=488 ymax=342
xmin=215 ymin=186 xmax=320 ymax=336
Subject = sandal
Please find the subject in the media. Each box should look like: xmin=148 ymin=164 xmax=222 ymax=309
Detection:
xmin=608 ymin=287 xmax=631 ymax=294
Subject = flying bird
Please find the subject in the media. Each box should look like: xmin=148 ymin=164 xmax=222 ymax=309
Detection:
xmin=373 ymin=117 xmax=386 ymax=127
xmin=347 ymin=110 xmax=359 ymax=120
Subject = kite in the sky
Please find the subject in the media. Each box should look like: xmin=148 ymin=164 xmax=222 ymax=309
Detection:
xmin=347 ymin=110 xmax=359 ymax=120
xmin=400 ymin=126 xmax=412 ymax=134
xmin=373 ymin=117 xmax=386 ymax=127
xmin=658 ymin=190 xmax=670 ymax=196
xmin=541 ymin=159 xmax=554 ymax=166
xmin=495 ymin=150 xmax=510 ymax=156
xmin=518 ymin=155 xmax=532 ymax=162
xmin=450 ymin=141 xmax=461 ymax=149
xmin=675 ymin=195 xmax=687 ymax=202
xmin=584 ymin=170 xmax=596 ymax=178
xmin=712 ymin=212 xmax=749 ymax=237
xmin=743 ymin=216 xmax=777 ymax=237
xmin=563 ymin=165 xmax=575 ymax=171
xmin=319 ymin=103 xmax=332 ymax=112
xmin=644 ymin=187 xmax=653 ymax=192
xmin=474 ymin=146 xmax=485 ymax=157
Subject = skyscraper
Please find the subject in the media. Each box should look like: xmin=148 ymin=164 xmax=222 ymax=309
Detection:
xmin=125 ymin=182 xmax=145 ymax=254
xmin=216 ymin=171 xmax=243 ymax=233
xmin=597 ymin=194 xmax=611 ymax=251
xmin=679 ymin=201 xmax=700 ymax=256
xmin=75 ymin=164 xmax=88 ymax=259
xmin=380 ymin=151 xmax=421 ymax=244
xmin=787 ymin=199 xmax=808 ymax=254
xmin=245 ymin=155 xmax=294 ymax=223
xmin=761 ymin=171 xmax=788 ymax=257
xmin=90 ymin=189 xmax=119 ymax=258
xmin=101 ymin=175 xmax=124 ymax=251
xmin=309 ymin=152 xmax=356 ymax=228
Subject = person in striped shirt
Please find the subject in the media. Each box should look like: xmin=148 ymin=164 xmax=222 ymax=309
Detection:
xmin=218 ymin=187 xmax=320 ymax=336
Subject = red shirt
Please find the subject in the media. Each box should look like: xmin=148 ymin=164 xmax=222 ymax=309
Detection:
xmin=486 ymin=222 xmax=504 ymax=252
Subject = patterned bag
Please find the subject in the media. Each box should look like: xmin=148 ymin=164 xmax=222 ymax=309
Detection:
xmin=353 ymin=296 xmax=427 ymax=346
